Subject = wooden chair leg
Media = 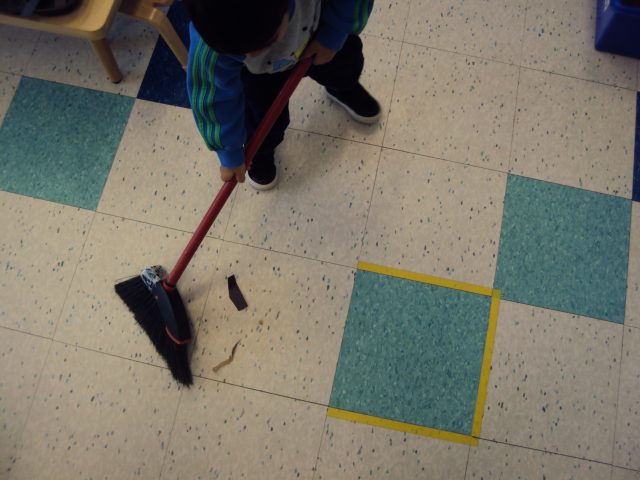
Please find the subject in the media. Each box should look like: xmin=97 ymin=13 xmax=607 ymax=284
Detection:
xmin=90 ymin=39 xmax=123 ymax=83
xmin=149 ymin=9 xmax=187 ymax=69
xmin=120 ymin=0 xmax=188 ymax=70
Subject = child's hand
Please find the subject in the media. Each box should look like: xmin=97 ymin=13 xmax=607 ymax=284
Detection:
xmin=220 ymin=164 xmax=247 ymax=183
xmin=302 ymin=40 xmax=336 ymax=65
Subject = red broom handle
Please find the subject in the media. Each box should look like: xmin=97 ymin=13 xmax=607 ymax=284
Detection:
xmin=165 ymin=58 xmax=312 ymax=288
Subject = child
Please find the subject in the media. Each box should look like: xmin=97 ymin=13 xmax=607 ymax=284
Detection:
xmin=182 ymin=0 xmax=379 ymax=190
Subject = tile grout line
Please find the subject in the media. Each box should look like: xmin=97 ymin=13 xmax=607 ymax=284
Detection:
xmin=7 ymin=10 xmax=635 ymax=93
xmin=613 ymin=465 xmax=640 ymax=476
xmin=506 ymin=0 xmax=529 ymax=174
xmin=493 ymin=294 xmax=627 ymax=326
xmin=181 ymin=199 xmax=227 ymax=342
xmin=609 ymin=459 xmax=614 ymax=480
xmin=507 ymin=63 xmax=636 ymax=94
xmin=188 ymin=236 xmax=231 ymax=358
xmin=0 ymin=326 xmax=334 ymax=407
xmin=49 ymin=209 xmax=99 ymax=341
xmin=3 ymin=324 xmax=636 ymax=473
xmin=354 ymin=146 xmax=383 ymax=262
xmin=93 ymin=208 xmax=363 ymax=299
xmin=194 ymin=373 xmax=330 ymax=408
xmin=327 ymin=408 xmax=478 ymax=446
xmin=93 ymin=208 xmax=223 ymax=243
xmin=213 ymin=234 xmax=357 ymax=271
xmin=157 ymin=387 xmax=185 ymax=480
xmin=491 ymin=0 xmax=528 ymax=297
xmin=609 ymin=257 xmax=629 ymax=478
xmin=463 ymin=442 xmax=472 ymax=479
xmin=6 ymin=208 xmax=98 ymax=477
xmin=317 ymin=407 xmax=633 ymax=471
xmin=476 ymin=437 xmax=620 ymax=470
xmin=50 ymin=210 xmax=99 ymax=339
xmin=496 ymin=65 xmax=521 ymax=286
xmin=505 ymin=171 xmax=633 ymax=201
xmin=148 ymin=226 xmax=357 ymax=274
xmin=20 ymin=31 xmax=43 ymax=79
xmin=286 ymin=125 xmax=510 ymax=188
xmin=518 ymin=0 xmax=530 ymax=66
xmin=292 ymin=125 xmax=502 ymax=176
xmin=292 ymin=124 xmax=637 ymax=198
xmin=310 ymin=413 xmax=329 ymax=480
xmin=0 ymin=325 xmax=175 ymax=387
xmin=397 ymin=40 xmax=638 ymax=93
xmin=610 ymin=199 xmax=635 ymax=468
xmin=190 ymin=275 xmax=219 ymax=344
xmin=0 ymin=67 xmax=17 ymax=76
xmin=265 ymin=269 xmax=355 ymax=473
xmin=3 ymin=335 xmax=55 ymax=478
xmin=7 ymin=198 xmax=632 ymax=326
xmin=400 ymin=0 xmax=413 ymax=44
xmin=219 ymin=188 xmax=237 ymax=240
xmin=0 ymin=72 xmax=20 ymax=129
xmin=101 ymin=106 xmax=633 ymax=228
xmin=97 ymin=203 xmax=631 ymax=327
xmin=308 ymin=272 xmax=357 ymax=470
xmin=354 ymin=0 xmax=411 ymax=264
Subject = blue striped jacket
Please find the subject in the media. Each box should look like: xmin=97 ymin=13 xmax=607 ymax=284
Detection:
xmin=187 ymin=0 xmax=374 ymax=168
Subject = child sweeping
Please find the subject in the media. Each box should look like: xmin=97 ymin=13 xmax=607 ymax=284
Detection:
xmin=183 ymin=0 xmax=380 ymax=190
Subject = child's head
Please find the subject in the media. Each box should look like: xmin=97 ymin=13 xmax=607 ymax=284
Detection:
xmin=183 ymin=0 xmax=290 ymax=56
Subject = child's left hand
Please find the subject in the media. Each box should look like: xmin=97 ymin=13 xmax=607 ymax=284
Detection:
xmin=302 ymin=40 xmax=336 ymax=65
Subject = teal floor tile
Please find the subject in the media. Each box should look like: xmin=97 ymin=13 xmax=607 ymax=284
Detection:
xmin=330 ymin=269 xmax=492 ymax=435
xmin=495 ymin=175 xmax=631 ymax=323
xmin=0 ymin=77 xmax=134 ymax=210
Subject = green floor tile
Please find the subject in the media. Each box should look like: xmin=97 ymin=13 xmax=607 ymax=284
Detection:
xmin=330 ymin=269 xmax=492 ymax=435
xmin=0 ymin=77 xmax=134 ymax=210
xmin=495 ymin=175 xmax=631 ymax=323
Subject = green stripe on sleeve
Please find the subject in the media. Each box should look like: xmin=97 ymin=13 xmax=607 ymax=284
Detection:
xmin=204 ymin=53 xmax=222 ymax=150
xmin=207 ymin=53 xmax=217 ymax=148
xmin=352 ymin=0 xmax=362 ymax=33
xmin=360 ymin=0 xmax=371 ymax=32
xmin=190 ymin=39 xmax=206 ymax=138
xmin=199 ymin=49 xmax=214 ymax=148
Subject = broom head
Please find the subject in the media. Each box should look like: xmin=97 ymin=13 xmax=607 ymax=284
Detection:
xmin=115 ymin=266 xmax=193 ymax=386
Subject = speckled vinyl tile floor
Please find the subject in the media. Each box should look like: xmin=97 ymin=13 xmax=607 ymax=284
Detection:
xmin=1 ymin=1 xmax=639 ymax=479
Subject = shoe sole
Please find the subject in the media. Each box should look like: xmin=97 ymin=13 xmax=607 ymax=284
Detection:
xmin=247 ymin=171 xmax=279 ymax=191
xmin=327 ymin=91 xmax=381 ymax=125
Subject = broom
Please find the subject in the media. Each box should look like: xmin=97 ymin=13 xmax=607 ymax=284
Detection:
xmin=115 ymin=58 xmax=312 ymax=386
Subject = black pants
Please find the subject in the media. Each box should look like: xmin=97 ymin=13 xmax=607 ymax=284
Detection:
xmin=241 ymin=35 xmax=364 ymax=174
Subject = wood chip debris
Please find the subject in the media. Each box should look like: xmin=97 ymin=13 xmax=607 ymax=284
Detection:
xmin=212 ymin=340 xmax=241 ymax=373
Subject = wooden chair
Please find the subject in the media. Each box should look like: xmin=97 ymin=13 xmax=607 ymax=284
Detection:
xmin=0 ymin=0 xmax=187 ymax=83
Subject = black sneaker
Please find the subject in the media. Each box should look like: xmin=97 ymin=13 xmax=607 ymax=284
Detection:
xmin=247 ymin=153 xmax=278 ymax=191
xmin=326 ymin=83 xmax=381 ymax=124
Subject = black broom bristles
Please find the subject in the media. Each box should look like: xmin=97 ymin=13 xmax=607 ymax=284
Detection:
xmin=115 ymin=276 xmax=193 ymax=386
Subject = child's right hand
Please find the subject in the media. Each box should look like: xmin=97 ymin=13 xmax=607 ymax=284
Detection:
xmin=220 ymin=164 xmax=247 ymax=183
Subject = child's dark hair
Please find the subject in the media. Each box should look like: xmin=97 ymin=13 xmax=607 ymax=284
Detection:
xmin=182 ymin=0 xmax=290 ymax=55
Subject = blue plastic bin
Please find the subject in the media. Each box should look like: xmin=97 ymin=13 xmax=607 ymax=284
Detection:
xmin=595 ymin=0 xmax=640 ymax=59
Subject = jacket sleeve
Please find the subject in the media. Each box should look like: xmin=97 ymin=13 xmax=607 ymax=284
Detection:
xmin=315 ymin=0 xmax=374 ymax=52
xmin=186 ymin=23 xmax=247 ymax=169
